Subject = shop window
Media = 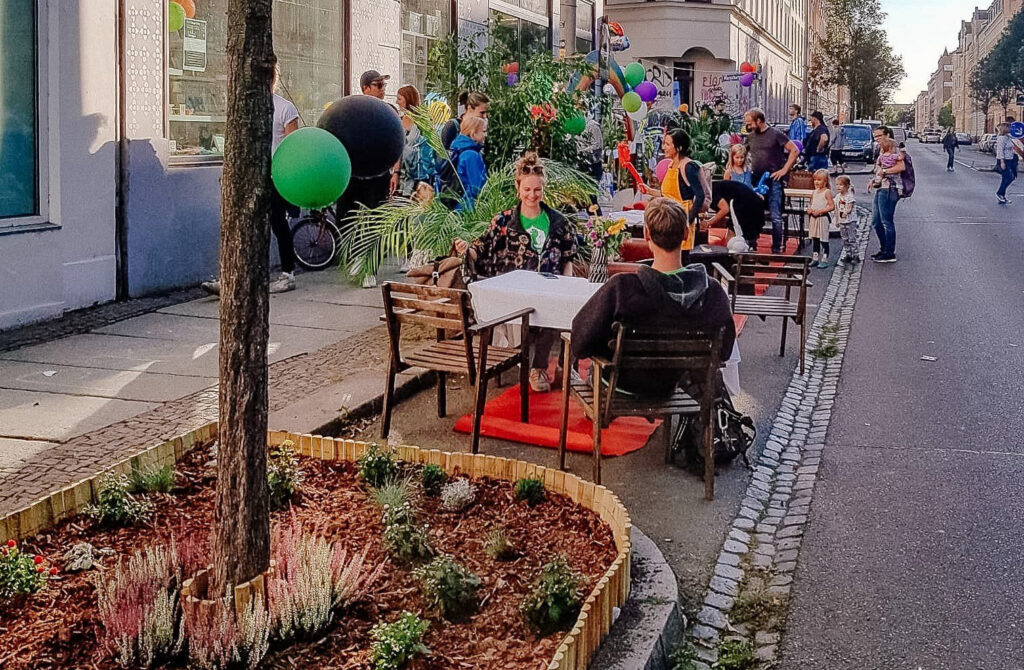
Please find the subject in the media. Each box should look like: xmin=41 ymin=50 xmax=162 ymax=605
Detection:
xmin=492 ymin=10 xmax=549 ymax=64
xmin=575 ymin=0 xmax=593 ymax=54
xmin=0 ymin=0 xmax=39 ymax=221
xmin=401 ymin=0 xmax=450 ymax=93
xmin=168 ymin=0 xmax=344 ymax=159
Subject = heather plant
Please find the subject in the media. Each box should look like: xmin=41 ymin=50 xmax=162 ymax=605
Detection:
xmin=514 ymin=477 xmax=546 ymax=507
xmin=358 ymin=443 xmax=398 ymax=488
xmin=268 ymin=519 xmax=334 ymax=642
xmin=0 ymin=539 xmax=54 ymax=599
xmin=369 ymin=476 xmax=414 ymax=510
xmin=369 ymin=611 xmax=430 ymax=670
xmin=183 ymin=592 xmax=270 ymax=670
xmin=420 ymin=464 xmax=447 ymax=497
xmin=330 ymin=544 xmax=386 ymax=609
xmin=267 ymin=440 xmax=304 ymax=509
xmin=520 ymin=556 xmax=583 ymax=635
xmin=382 ymin=503 xmax=433 ymax=565
xmin=439 ymin=479 xmax=475 ymax=512
xmin=132 ymin=465 xmax=177 ymax=493
xmin=484 ymin=528 xmax=516 ymax=562
xmin=85 ymin=472 xmax=153 ymax=526
xmin=413 ymin=555 xmax=482 ymax=621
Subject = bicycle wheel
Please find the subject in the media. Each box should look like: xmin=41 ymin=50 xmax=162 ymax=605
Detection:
xmin=291 ymin=211 xmax=339 ymax=270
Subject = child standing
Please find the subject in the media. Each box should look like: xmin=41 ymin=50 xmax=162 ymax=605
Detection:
xmin=806 ymin=169 xmax=835 ymax=268
xmin=834 ymin=175 xmax=858 ymax=263
xmin=723 ymin=144 xmax=753 ymax=187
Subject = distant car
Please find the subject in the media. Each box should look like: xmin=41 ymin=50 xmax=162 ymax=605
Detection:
xmin=836 ymin=124 xmax=875 ymax=162
xmin=980 ymin=133 xmax=997 ymax=153
xmin=891 ymin=127 xmax=907 ymax=144
xmin=908 ymin=129 xmax=918 ymax=139
xmin=956 ymin=132 xmax=972 ymax=145
xmin=922 ymin=130 xmax=941 ymax=143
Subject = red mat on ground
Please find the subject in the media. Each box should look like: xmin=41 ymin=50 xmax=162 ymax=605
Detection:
xmin=453 ymin=384 xmax=661 ymax=456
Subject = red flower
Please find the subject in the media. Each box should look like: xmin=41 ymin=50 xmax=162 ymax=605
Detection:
xmin=33 ymin=555 xmax=44 ymax=565
xmin=1 ymin=547 xmax=7 ymax=556
xmin=6 ymin=540 xmax=15 ymax=548
xmin=35 ymin=565 xmax=44 ymax=573
xmin=49 ymin=567 xmax=58 ymax=576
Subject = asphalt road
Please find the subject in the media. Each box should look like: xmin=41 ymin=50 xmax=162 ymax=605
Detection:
xmin=780 ymin=142 xmax=1024 ymax=668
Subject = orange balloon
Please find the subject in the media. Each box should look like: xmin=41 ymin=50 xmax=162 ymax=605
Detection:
xmin=178 ymin=0 xmax=196 ymax=18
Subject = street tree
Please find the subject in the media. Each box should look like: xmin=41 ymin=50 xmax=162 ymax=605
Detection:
xmin=809 ymin=0 xmax=905 ymax=119
xmin=212 ymin=0 xmax=275 ymax=594
xmin=968 ymin=65 xmax=996 ymax=124
xmin=938 ymin=102 xmax=954 ymax=129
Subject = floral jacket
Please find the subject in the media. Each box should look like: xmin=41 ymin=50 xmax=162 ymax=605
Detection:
xmin=466 ymin=202 xmax=579 ymax=281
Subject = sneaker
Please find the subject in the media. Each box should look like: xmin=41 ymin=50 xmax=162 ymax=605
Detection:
xmin=877 ymin=255 xmax=897 ymax=263
xmin=269 ymin=273 xmax=296 ymax=294
xmin=998 ymin=195 xmax=1008 ymax=204
xmin=817 ymin=259 xmax=830 ymax=269
xmin=529 ymin=369 xmax=552 ymax=393
xmin=201 ymin=279 xmax=220 ymax=296
xmin=870 ymin=252 xmax=884 ymax=261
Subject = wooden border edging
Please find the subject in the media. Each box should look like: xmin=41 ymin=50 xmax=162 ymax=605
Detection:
xmin=0 ymin=422 xmax=631 ymax=670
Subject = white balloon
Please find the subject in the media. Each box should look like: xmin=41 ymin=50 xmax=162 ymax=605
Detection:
xmin=603 ymin=83 xmax=616 ymax=96
xmin=627 ymin=105 xmax=648 ymax=121
xmin=727 ymin=236 xmax=750 ymax=253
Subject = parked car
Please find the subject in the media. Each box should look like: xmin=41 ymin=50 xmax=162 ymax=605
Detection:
xmin=980 ymin=133 xmax=997 ymax=153
xmin=891 ymin=127 xmax=907 ymax=144
xmin=908 ymin=129 xmax=918 ymax=139
xmin=956 ymin=132 xmax=972 ymax=145
xmin=836 ymin=124 xmax=875 ymax=162
xmin=922 ymin=130 xmax=941 ymax=143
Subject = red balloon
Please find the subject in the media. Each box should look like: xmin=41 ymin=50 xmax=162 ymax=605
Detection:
xmin=740 ymin=62 xmax=755 ymax=73
xmin=178 ymin=0 xmax=196 ymax=18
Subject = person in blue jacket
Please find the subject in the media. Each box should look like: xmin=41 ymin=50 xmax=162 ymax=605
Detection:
xmin=450 ymin=116 xmax=488 ymax=209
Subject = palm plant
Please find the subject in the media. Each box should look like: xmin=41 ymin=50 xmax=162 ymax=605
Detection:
xmin=664 ymin=108 xmax=731 ymax=169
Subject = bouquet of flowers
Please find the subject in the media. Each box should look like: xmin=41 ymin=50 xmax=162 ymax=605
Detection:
xmin=583 ymin=207 xmax=629 ymax=259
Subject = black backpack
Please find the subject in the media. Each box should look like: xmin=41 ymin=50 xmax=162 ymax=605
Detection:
xmin=436 ymin=146 xmax=468 ymax=210
xmin=672 ymin=389 xmax=755 ymax=468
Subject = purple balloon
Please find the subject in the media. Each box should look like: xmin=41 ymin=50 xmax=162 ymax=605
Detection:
xmin=506 ymin=73 xmax=518 ymax=86
xmin=635 ymin=81 xmax=657 ymax=103
xmin=740 ymin=73 xmax=755 ymax=87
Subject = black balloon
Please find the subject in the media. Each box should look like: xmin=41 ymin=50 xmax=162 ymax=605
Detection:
xmin=317 ymin=96 xmax=404 ymax=179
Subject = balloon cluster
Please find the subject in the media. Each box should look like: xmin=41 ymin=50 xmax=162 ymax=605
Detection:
xmin=503 ymin=62 xmax=520 ymax=87
xmin=739 ymin=62 xmax=758 ymax=88
xmin=620 ymin=62 xmax=654 ymax=121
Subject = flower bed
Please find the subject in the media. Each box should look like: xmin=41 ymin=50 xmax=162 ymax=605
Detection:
xmin=0 ymin=425 xmax=631 ymax=669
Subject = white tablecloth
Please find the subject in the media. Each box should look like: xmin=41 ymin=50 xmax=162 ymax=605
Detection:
xmin=468 ymin=269 xmax=742 ymax=394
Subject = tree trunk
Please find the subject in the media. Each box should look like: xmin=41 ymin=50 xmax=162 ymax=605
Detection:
xmin=212 ymin=0 xmax=275 ymax=595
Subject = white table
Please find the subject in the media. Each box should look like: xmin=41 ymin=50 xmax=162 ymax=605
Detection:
xmin=468 ymin=269 xmax=742 ymax=394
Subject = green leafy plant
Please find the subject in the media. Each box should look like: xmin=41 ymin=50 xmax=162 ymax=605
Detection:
xmin=670 ymin=641 xmax=701 ymax=670
xmin=484 ymin=528 xmax=516 ymax=561
xmin=514 ymin=477 xmax=546 ymax=507
xmin=369 ymin=477 xmax=414 ymax=510
xmin=520 ymin=556 xmax=583 ymax=634
xmin=439 ymin=479 xmax=475 ymax=512
xmin=267 ymin=441 xmax=304 ymax=509
xmin=358 ymin=444 xmax=398 ymax=488
xmin=85 ymin=472 xmax=153 ymax=527
xmin=132 ymin=465 xmax=176 ymax=494
xmin=382 ymin=503 xmax=434 ymax=565
xmin=0 ymin=540 xmax=53 ymax=600
xmin=714 ymin=638 xmax=756 ymax=669
xmin=420 ymin=464 xmax=447 ymax=498
xmin=369 ymin=611 xmax=430 ymax=670
xmin=413 ymin=554 xmax=482 ymax=621
xmin=663 ymin=107 xmax=730 ymax=169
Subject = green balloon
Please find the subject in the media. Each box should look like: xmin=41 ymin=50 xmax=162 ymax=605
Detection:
xmin=624 ymin=62 xmax=646 ymax=88
xmin=272 ymin=127 xmax=352 ymax=209
xmin=563 ymin=114 xmax=586 ymax=135
xmin=622 ymin=92 xmax=642 ymax=114
xmin=168 ymin=2 xmax=185 ymax=32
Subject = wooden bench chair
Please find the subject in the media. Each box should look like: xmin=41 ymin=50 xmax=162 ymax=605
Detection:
xmin=557 ymin=325 xmax=725 ymax=499
xmin=380 ymin=282 xmax=534 ymax=454
xmin=713 ymin=253 xmax=810 ymax=373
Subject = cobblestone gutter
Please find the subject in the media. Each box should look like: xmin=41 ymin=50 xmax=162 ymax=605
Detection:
xmin=683 ymin=208 xmax=874 ymax=669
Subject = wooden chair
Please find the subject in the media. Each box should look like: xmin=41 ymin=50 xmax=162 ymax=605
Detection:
xmin=380 ymin=282 xmax=534 ymax=454
xmin=713 ymin=253 xmax=810 ymax=373
xmin=557 ymin=325 xmax=724 ymax=499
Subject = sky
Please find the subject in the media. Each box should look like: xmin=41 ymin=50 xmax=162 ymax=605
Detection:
xmin=882 ymin=0 xmax=971 ymax=103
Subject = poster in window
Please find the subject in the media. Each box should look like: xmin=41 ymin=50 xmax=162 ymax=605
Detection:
xmin=183 ymin=19 xmax=208 ymax=72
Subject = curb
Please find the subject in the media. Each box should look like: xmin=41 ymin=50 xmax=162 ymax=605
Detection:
xmin=309 ymin=369 xmax=435 ymax=437
xmin=684 ymin=205 xmax=874 ymax=666
xmin=592 ymin=526 xmax=682 ymax=670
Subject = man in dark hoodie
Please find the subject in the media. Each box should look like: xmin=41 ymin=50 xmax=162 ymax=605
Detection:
xmin=571 ymin=197 xmax=736 ymax=397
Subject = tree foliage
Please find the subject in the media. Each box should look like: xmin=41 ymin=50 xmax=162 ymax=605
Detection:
xmin=937 ymin=101 xmax=954 ymax=129
xmin=809 ymin=0 xmax=905 ymax=118
xmin=970 ymin=10 xmax=1024 ymax=119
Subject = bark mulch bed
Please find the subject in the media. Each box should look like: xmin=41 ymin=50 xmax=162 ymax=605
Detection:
xmin=0 ymin=442 xmax=619 ymax=669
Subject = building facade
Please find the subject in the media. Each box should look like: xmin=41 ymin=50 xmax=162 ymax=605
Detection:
xmin=606 ymin=0 xmax=818 ymax=124
xmin=914 ymin=90 xmax=928 ymax=130
xmin=926 ymin=49 xmax=954 ymax=129
xmin=0 ymin=0 xmax=592 ymax=330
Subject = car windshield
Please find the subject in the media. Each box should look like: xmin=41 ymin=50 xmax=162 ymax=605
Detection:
xmin=842 ymin=126 xmax=871 ymax=141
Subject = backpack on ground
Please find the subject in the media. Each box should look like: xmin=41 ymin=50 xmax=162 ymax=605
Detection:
xmin=900 ymin=149 xmax=916 ymax=198
xmin=672 ymin=387 xmax=756 ymax=468
xmin=678 ymin=159 xmax=715 ymax=213
xmin=435 ymin=146 xmax=468 ymax=210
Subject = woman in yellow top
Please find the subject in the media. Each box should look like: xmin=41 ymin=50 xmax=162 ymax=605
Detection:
xmin=647 ymin=128 xmax=706 ymax=260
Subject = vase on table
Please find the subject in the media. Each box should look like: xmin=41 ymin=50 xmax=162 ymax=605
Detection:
xmin=589 ymin=246 xmax=608 ymax=283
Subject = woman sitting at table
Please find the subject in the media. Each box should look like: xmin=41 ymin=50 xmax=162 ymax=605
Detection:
xmin=647 ymin=129 xmax=705 ymax=258
xmin=454 ymin=152 xmax=579 ymax=393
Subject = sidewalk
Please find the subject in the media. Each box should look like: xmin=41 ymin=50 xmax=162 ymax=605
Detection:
xmin=0 ymin=269 xmax=405 ymax=516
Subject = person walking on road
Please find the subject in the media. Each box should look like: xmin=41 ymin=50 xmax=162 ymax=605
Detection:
xmin=995 ymin=123 xmax=1018 ymax=204
xmin=829 ymin=118 xmax=844 ymax=174
xmin=804 ymin=111 xmax=830 ymax=171
xmin=868 ymin=125 xmax=905 ymax=263
xmin=942 ymin=129 xmax=958 ymax=172
xmin=788 ymin=104 xmax=807 ymax=144
xmin=744 ymin=108 xmax=800 ymax=254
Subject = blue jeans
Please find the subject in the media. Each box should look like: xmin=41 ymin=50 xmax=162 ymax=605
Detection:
xmin=808 ymin=154 xmax=828 ymax=171
xmin=768 ymin=179 xmax=785 ymax=251
xmin=946 ymin=147 xmax=956 ymax=169
xmin=997 ymin=159 xmax=1017 ymax=197
xmin=872 ymin=187 xmax=899 ymax=256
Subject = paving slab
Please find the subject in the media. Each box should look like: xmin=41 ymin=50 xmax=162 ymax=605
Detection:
xmin=158 ymin=296 xmax=383 ymax=333
xmin=0 ymin=438 xmax=60 ymax=472
xmin=0 ymin=388 xmax=158 ymax=442
xmin=0 ymin=359 xmax=214 ymax=402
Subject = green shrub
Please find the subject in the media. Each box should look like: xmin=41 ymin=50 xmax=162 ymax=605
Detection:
xmin=715 ymin=639 xmax=755 ymax=669
xmin=369 ymin=477 xmax=413 ymax=510
xmin=85 ymin=472 xmax=153 ymax=527
xmin=514 ymin=477 xmax=546 ymax=506
xmin=267 ymin=441 xmax=303 ymax=509
xmin=484 ymin=528 xmax=516 ymax=561
xmin=420 ymin=464 xmax=447 ymax=497
xmin=0 ymin=540 xmax=51 ymax=599
xmin=369 ymin=611 xmax=430 ymax=670
xmin=382 ymin=503 xmax=433 ymax=565
xmin=439 ymin=479 xmax=475 ymax=512
xmin=520 ymin=556 xmax=582 ymax=634
xmin=358 ymin=444 xmax=398 ymax=488
xmin=132 ymin=465 xmax=176 ymax=493
xmin=670 ymin=641 xmax=701 ymax=670
xmin=413 ymin=555 xmax=481 ymax=621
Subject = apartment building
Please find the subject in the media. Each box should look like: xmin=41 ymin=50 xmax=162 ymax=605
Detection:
xmin=926 ymin=49 xmax=954 ymax=128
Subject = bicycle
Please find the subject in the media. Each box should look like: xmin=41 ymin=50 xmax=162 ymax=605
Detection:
xmin=290 ymin=207 xmax=340 ymax=270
